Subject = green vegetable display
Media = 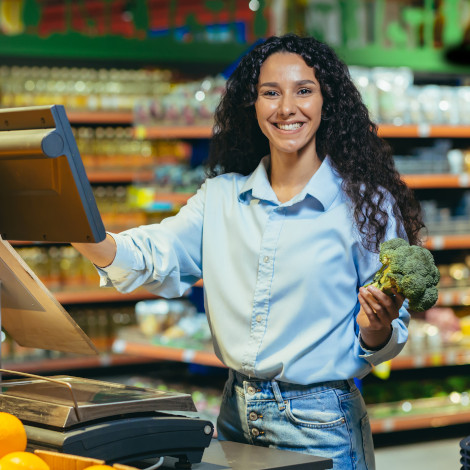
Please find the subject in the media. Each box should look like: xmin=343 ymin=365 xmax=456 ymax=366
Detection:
xmin=366 ymin=238 xmax=440 ymax=312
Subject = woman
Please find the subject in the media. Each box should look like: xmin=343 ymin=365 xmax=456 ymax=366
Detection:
xmin=73 ymin=34 xmax=423 ymax=469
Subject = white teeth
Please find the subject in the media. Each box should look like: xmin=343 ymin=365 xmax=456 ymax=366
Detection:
xmin=277 ymin=122 xmax=302 ymax=130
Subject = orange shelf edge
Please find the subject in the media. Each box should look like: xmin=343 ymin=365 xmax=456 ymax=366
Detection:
xmin=402 ymin=173 xmax=468 ymax=188
xmin=370 ymin=409 xmax=470 ymax=433
xmin=54 ymin=288 xmax=158 ymax=304
xmin=2 ymin=353 xmax=157 ymax=374
xmin=86 ymin=169 xmax=156 ymax=183
xmin=378 ymin=124 xmax=470 ymax=138
xmin=424 ymin=234 xmax=470 ymax=250
xmin=114 ymin=341 xmax=225 ymax=368
xmin=68 ymin=110 xmax=134 ymax=124
xmin=391 ymin=348 xmax=470 ymax=370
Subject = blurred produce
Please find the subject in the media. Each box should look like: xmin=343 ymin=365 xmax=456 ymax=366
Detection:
xmin=135 ymin=299 xmax=211 ymax=350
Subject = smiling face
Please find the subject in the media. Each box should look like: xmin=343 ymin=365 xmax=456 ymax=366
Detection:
xmin=254 ymin=52 xmax=323 ymax=159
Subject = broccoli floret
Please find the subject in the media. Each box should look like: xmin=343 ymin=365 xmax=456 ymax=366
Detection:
xmin=365 ymin=238 xmax=440 ymax=312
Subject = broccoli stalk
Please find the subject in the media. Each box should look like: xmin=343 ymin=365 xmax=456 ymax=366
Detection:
xmin=365 ymin=238 xmax=440 ymax=312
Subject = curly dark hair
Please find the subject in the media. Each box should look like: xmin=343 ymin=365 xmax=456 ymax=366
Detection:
xmin=206 ymin=33 xmax=424 ymax=252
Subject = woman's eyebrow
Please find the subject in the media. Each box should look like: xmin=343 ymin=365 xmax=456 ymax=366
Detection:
xmin=258 ymin=79 xmax=317 ymax=88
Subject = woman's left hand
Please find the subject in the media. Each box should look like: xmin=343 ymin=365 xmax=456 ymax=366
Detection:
xmin=357 ymin=285 xmax=405 ymax=350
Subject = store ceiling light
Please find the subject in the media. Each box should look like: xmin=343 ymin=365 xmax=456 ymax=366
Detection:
xmin=249 ymin=0 xmax=260 ymax=12
xmin=195 ymin=90 xmax=206 ymax=101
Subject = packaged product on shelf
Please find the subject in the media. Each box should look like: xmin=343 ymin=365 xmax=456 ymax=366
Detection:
xmin=350 ymin=66 xmax=470 ymax=125
xmin=417 ymin=85 xmax=444 ymax=125
xmin=458 ymin=87 xmax=470 ymax=124
xmin=134 ymin=299 xmax=211 ymax=350
xmin=0 ymin=65 xmax=174 ymax=112
xmin=394 ymin=140 xmax=452 ymax=175
xmin=371 ymin=67 xmax=413 ymax=125
xmin=349 ymin=66 xmax=379 ymax=121
xmin=133 ymin=75 xmax=226 ymax=127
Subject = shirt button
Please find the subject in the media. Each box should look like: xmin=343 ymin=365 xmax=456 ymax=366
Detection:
xmin=247 ymin=386 xmax=256 ymax=395
xmin=249 ymin=411 xmax=258 ymax=421
xmin=251 ymin=428 xmax=260 ymax=437
xmin=256 ymin=315 xmax=262 ymax=323
xmin=263 ymin=256 xmax=270 ymax=263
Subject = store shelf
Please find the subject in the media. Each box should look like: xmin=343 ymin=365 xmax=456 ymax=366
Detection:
xmin=424 ymin=235 xmax=470 ymax=250
xmin=139 ymin=192 xmax=193 ymax=206
xmin=391 ymin=347 xmax=470 ymax=370
xmin=402 ymin=173 xmax=470 ymax=188
xmin=53 ymin=280 xmax=203 ymax=305
xmin=369 ymin=395 xmax=470 ymax=433
xmin=112 ymin=339 xmax=224 ymax=368
xmin=370 ymin=408 xmax=470 ymax=433
xmin=113 ymin=340 xmax=470 ymax=372
xmin=133 ymin=125 xmax=213 ymax=140
xmin=68 ymin=110 xmax=134 ymax=124
xmin=86 ymin=168 xmax=156 ymax=184
xmin=78 ymin=121 xmax=470 ymax=140
xmin=54 ymin=288 xmax=158 ymax=305
xmin=2 ymin=353 xmax=157 ymax=374
xmin=135 ymin=124 xmax=470 ymax=140
xmin=378 ymin=124 xmax=470 ymax=138
xmin=114 ymin=337 xmax=470 ymax=372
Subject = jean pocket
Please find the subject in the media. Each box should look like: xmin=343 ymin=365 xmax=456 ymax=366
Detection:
xmin=284 ymin=389 xmax=345 ymax=428
xmin=361 ymin=414 xmax=376 ymax=470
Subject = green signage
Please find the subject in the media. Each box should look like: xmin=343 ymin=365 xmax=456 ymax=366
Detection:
xmin=0 ymin=0 xmax=468 ymax=72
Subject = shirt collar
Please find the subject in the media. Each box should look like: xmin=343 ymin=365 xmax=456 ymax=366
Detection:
xmin=238 ymin=155 xmax=342 ymax=211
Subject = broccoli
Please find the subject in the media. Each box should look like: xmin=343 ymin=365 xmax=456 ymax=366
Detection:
xmin=365 ymin=238 xmax=440 ymax=312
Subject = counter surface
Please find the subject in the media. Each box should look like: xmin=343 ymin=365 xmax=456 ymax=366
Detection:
xmin=160 ymin=439 xmax=333 ymax=469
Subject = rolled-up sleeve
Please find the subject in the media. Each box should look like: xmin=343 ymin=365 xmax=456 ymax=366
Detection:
xmin=97 ymin=183 xmax=206 ymax=298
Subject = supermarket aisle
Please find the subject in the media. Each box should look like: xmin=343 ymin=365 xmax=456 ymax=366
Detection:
xmin=375 ymin=438 xmax=461 ymax=469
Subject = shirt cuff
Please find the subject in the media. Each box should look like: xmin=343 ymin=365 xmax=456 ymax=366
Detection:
xmin=96 ymin=232 xmax=145 ymax=288
xmin=358 ymin=323 xmax=399 ymax=366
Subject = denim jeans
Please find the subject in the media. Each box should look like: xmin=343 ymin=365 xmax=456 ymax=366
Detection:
xmin=217 ymin=370 xmax=375 ymax=470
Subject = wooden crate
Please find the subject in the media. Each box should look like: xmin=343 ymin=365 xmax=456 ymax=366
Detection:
xmin=33 ymin=450 xmax=138 ymax=470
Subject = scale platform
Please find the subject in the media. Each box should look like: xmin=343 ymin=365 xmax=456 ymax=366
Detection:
xmin=0 ymin=105 xmax=214 ymax=468
xmin=0 ymin=374 xmax=214 ymax=467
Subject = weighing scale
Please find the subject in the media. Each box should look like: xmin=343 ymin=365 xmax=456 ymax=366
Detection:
xmin=0 ymin=105 xmax=214 ymax=468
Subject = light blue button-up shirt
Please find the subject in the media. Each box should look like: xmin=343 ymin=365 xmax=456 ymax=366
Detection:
xmin=99 ymin=156 xmax=409 ymax=385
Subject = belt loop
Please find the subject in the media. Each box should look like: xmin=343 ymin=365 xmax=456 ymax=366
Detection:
xmin=224 ymin=369 xmax=235 ymax=398
xmin=271 ymin=380 xmax=286 ymax=411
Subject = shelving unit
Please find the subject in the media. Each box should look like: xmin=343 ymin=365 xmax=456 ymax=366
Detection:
xmin=6 ymin=97 xmax=470 ymax=439
xmin=111 ymin=335 xmax=470 ymax=372
xmin=110 ymin=332 xmax=470 ymax=434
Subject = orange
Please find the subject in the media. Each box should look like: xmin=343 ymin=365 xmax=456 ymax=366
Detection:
xmin=0 ymin=452 xmax=49 ymax=470
xmin=0 ymin=413 xmax=27 ymax=458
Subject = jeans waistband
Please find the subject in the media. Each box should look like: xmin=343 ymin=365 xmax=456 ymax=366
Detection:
xmin=229 ymin=369 xmax=356 ymax=401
